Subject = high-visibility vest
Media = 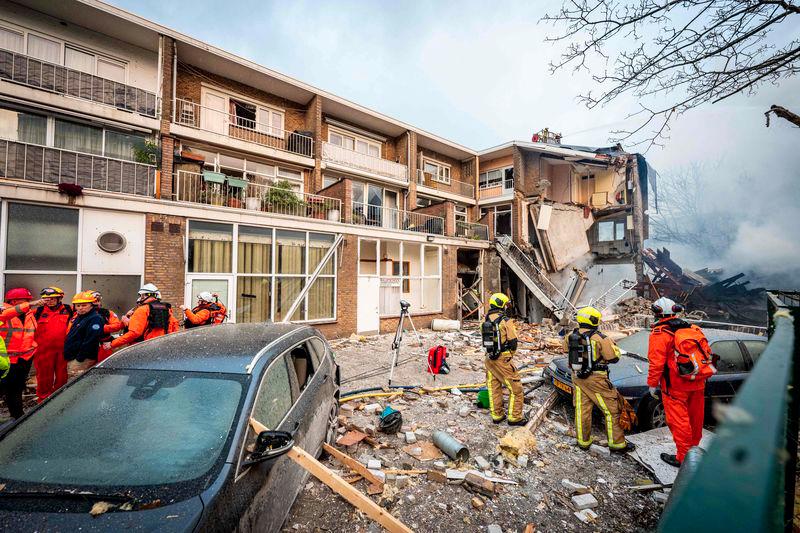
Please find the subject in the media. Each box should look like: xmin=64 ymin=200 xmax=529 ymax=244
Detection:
xmin=0 ymin=303 xmax=37 ymax=363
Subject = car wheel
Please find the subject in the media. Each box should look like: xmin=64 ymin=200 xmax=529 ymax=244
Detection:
xmin=641 ymin=397 xmax=667 ymax=429
xmin=321 ymin=402 xmax=339 ymax=456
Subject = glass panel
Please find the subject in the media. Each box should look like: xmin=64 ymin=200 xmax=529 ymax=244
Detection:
xmin=423 ymin=245 xmax=440 ymax=276
xmin=189 ymin=279 xmax=229 ymax=309
xmin=218 ymin=153 xmax=245 ymax=171
xmin=380 ymin=240 xmax=400 ymax=276
xmin=423 ymin=161 xmax=438 ymax=175
xmin=54 ymin=119 xmax=102 ymax=155
xmin=64 ymin=46 xmax=94 ymax=74
xmin=404 ymin=242 xmax=421 ymax=276
xmin=245 ymin=160 xmax=275 ymax=177
xmin=598 ymin=221 xmax=615 ymax=242
xmin=343 ymin=136 xmax=354 ymax=151
xmin=355 ymin=139 xmax=368 ymax=155
xmin=238 ymin=226 xmax=272 ymax=274
xmin=352 ymin=182 xmax=364 ymax=204
xmin=322 ymin=175 xmax=339 ymax=189
xmin=5 ymin=274 xmax=76 ymax=301
xmin=275 ymin=230 xmax=305 ymax=275
xmin=236 ymin=276 xmax=271 ymax=323
xmin=368 ymin=144 xmax=380 ymax=157
xmin=0 ymin=108 xmax=46 ymax=145
xmin=422 ymin=278 xmax=441 ymax=311
xmin=104 ymin=130 xmax=146 ymax=162
xmin=0 ymin=27 xmax=24 ymax=53
xmin=187 ymin=221 xmax=232 ymax=273
xmin=503 ymin=167 xmax=514 ymax=188
xmin=27 ymin=34 xmax=60 ymax=63
xmin=308 ymin=233 xmax=335 ymax=275
xmin=711 ymin=341 xmax=746 ymax=373
xmin=743 ymin=340 xmax=767 ymax=363
xmin=96 ymin=58 xmax=125 ymax=83
xmin=308 ymin=338 xmax=325 ymax=367
xmin=307 ymin=277 xmax=334 ymax=321
xmin=277 ymin=168 xmax=302 ymax=184
xmin=359 ymin=239 xmax=377 ymax=275
xmin=6 ymin=203 xmax=78 ymax=270
xmin=275 ymin=277 xmax=305 ymax=321
xmin=615 ymin=222 xmax=626 ymax=240
xmin=81 ymin=274 xmax=141 ymax=318
xmin=329 ymin=132 xmax=343 ymax=147
xmin=252 ymin=359 xmax=292 ymax=429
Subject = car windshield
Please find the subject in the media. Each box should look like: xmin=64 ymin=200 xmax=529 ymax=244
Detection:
xmin=616 ymin=330 xmax=651 ymax=356
xmin=0 ymin=369 xmax=244 ymax=493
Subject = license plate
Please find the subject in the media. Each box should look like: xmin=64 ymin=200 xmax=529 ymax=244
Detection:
xmin=554 ymin=379 xmax=573 ymax=394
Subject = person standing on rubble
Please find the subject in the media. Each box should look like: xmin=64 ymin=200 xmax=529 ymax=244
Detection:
xmin=0 ymin=289 xmax=43 ymax=419
xmin=482 ymin=292 xmax=528 ymax=425
xmin=102 ymin=283 xmax=178 ymax=353
xmin=32 ymin=287 xmax=72 ymax=402
xmin=565 ymin=306 xmax=636 ymax=453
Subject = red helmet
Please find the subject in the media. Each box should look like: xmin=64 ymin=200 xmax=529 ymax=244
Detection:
xmin=5 ymin=288 xmax=33 ymax=301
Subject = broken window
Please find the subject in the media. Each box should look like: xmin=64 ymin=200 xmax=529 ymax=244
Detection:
xmin=422 ymin=159 xmax=451 ymax=184
xmin=231 ymin=99 xmax=257 ymax=130
xmin=711 ymin=341 xmax=746 ymax=373
xmin=288 ymin=343 xmax=315 ymax=391
xmin=598 ymin=221 xmax=615 ymax=242
xmin=252 ymin=357 xmax=293 ymax=429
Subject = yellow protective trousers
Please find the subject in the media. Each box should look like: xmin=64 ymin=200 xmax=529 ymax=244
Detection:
xmin=573 ymin=371 xmax=627 ymax=449
xmin=485 ymin=354 xmax=524 ymax=422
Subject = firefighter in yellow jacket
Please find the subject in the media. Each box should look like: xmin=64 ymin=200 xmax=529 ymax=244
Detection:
xmin=483 ymin=293 xmax=528 ymax=425
xmin=564 ymin=306 xmax=635 ymax=453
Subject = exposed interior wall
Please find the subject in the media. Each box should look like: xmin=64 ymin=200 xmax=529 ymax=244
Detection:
xmin=545 ymin=162 xmax=572 ymax=203
xmin=538 ymin=204 xmax=591 ymax=271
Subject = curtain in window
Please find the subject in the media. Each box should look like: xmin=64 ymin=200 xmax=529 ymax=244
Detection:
xmin=276 ymin=230 xmax=305 ymax=275
xmin=96 ymin=58 xmax=125 ymax=83
xmin=188 ymin=222 xmax=233 ymax=273
xmin=236 ymin=276 xmax=270 ymax=323
xmin=27 ymin=34 xmax=60 ymax=63
xmin=274 ymin=277 xmax=304 ymax=321
xmin=105 ymin=131 xmax=145 ymax=161
xmin=307 ymin=277 xmax=334 ymax=320
xmin=0 ymin=27 xmax=24 ymax=53
xmin=238 ymin=226 xmax=272 ymax=274
xmin=64 ymin=47 xmax=94 ymax=74
xmin=54 ymin=119 xmax=102 ymax=155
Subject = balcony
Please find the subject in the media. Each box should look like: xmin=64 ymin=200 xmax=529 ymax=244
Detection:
xmin=174 ymin=170 xmax=341 ymax=221
xmin=351 ymin=201 xmax=444 ymax=235
xmin=478 ymin=179 xmax=514 ymax=200
xmin=455 ymin=221 xmax=489 ymax=240
xmin=0 ymin=49 xmax=158 ymax=118
xmin=321 ymin=142 xmax=408 ymax=182
xmin=416 ymin=169 xmax=475 ymax=199
xmin=0 ymin=138 xmax=155 ymax=196
xmin=173 ymin=99 xmax=313 ymax=158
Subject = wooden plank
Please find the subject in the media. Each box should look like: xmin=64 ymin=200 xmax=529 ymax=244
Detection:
xmin=322 ymin=443 xmax=384 ymax=487
xmin=287 ymin=445 xmax=413 ymax=533
xmin=525 ymin=389 xmax=559 ymax=433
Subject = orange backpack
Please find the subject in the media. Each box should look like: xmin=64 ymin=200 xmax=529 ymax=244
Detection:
xmin=672 ymin=324 xmax=717 ymax=381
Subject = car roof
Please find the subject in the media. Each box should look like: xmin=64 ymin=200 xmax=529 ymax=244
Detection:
xmin=100 ymin=323 xmax=315 ymax=374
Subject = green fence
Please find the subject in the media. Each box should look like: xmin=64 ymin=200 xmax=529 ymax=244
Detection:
xmin=659 ymin=291 xmax=799 ymax=532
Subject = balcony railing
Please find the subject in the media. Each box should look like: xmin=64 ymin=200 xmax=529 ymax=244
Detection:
xmin=352 ymin=201 xmax=443 ymax=235
xmin=173 ymin=99 xmax=313 ymax=158
xmin=322 ymin=142 xmax=408 ymax=182
xmin=174 ymin=170 xmax=340 ymax=221
xmin=455 ymin=221 xmax=489 ymax=240
xmin=0 ymin=49 xmax=158 ymax=118
xmin=0 ymin=138 xmax=155 ymax=196
xmin=416 ymin=169 xmax=475 ymax=198
xmin=478 ymin=179 xmax=514 ymax=200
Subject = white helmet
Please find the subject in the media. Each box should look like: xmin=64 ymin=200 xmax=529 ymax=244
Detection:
xmin=652 ymin=296 xmax=684 ymax=317
xmin=137 ymin=283 xmax=161 ymax=303
xmin=197 ymin=291 xmax=214 ymax=303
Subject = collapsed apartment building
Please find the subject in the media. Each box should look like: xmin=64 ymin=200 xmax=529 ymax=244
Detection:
xmin=0 ymin=0 xmax=656 ymax=337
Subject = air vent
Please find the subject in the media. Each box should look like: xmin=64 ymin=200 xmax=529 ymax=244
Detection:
xmin=97 ymin=231 xmax=126 ymax=253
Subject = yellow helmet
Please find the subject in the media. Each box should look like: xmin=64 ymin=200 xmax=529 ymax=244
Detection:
xmin=489 ymin=292 xmax=510 ymax=309
xmin=71 ymin=291 xmax=97 ymax=304
xmin=576 ymin=306 xmax=602 ymax=327
xmin=40 ymin=286 xmax=65 ymax=299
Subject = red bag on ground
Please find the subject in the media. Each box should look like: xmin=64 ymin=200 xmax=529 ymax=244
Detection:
xmin=427 ymin=345 xmax=450 ymax=375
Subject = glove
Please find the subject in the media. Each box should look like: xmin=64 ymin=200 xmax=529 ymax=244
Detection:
xmin=648 ymin=387 xmax=659 ymax=399
xmin=102 ymin=342 xmax=113 ymax=352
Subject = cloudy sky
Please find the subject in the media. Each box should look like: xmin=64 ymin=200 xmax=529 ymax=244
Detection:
xmin=111 ymin=0 xmax=800 ymax=285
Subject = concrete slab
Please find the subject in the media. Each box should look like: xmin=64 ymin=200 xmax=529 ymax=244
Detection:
xmin=625 ymin=426 xmax=714 ymax=485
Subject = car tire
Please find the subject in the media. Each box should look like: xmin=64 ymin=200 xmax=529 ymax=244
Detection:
xmin=640 ymin=396 xmax=667 ymax=430
xmin=320 ymin=402 xmax=339 ymax=458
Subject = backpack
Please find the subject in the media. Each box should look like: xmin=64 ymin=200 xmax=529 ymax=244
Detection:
xmin=672 ymin=323 xmax=717 ymax=381
xmin=481 ymin=314 xmax=504 ymax=360
xmin=427 ymin=345 xmax=450 ymax=375
xmin=567 ymin=328 xmax=594 ymax=378
xmin=146 ymin=301 xmax=172 ymax=334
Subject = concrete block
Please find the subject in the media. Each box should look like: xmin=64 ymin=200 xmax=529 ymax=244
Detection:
xmin=561 ymin=479 xmax=589 ymax=493
xmin=590 ymin=444 xmax=611 ymax=457
xmin=574 ymin=509 xmax=598 ymax=524
xmin=405 ymin=431 xmax=417 ymax=444
xmin=653 ymin=491 xmax=670 ymax=504
xmin=475 ymin=456 xmax=491 ymax=470
xmin=517 ymin=454 xmax=529 ymax=468
xmin=367 ymin=459 xmax=381 ymax=470
xmin=364 ymin=403 xmax=382 ymax=414
xmin=571 ymin=493 xmax=599 ymax=510
xmin=487 ymin=525 xmax=502 ymax=533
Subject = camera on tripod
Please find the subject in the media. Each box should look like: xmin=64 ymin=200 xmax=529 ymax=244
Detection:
xmin=399 ymin=300 xmax=410 ymax=311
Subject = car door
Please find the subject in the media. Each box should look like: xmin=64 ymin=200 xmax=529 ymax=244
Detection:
xmin=741 ymin=339 xmax=768 ymax=370
xmin=706 ymin=340 xmax=748 ymax=400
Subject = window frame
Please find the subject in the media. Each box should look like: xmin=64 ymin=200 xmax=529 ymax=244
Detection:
xmin=182 ymin=144 xmax=302 ymax=190
xmin=710 ymin=340 xmax=747 ymax=374
xmin=422 ymin=158 xmax=451 ymax=185
xmin=200 ymin=85 xmax=285 ymax=139
xmin=328 ymin=126 xmax=381 ymax=158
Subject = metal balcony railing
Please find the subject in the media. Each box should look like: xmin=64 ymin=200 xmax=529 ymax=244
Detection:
xmin=174 ymin=170 xmax=340 ymax=221
xmin=321 ymin=142 xmax=408 ymax=182
xmin=352 ymin=201 xmax=443 ymax=235
xmin=416 ymin=169 xmax=475 ymax=198
xmin=0 ymin=49 xmax=158 ymax=118
xmin=455 ymin=220 xmax=489 ymax=240
xmin=173 ymin=99 xmax=313 ymax=158
xmin=0 ymin=139 xmax=155 ymax=196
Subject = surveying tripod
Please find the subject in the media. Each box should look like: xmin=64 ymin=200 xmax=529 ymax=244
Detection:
xmin=388 ymin=300 xmax=423 ymax=387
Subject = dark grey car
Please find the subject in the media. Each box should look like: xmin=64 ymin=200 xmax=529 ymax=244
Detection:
xmin=544 ymin=328 xmax=767 ymax=429
xmin=0 ymin=323 xmax=340 ymax=532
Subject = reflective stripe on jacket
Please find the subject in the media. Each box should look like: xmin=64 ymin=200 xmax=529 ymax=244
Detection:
xmin=0 ymin=303 xmax=36 ymax=363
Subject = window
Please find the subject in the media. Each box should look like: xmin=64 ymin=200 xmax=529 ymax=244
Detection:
xmin=480 ymin=166 xmax=513 ymax=190
xmin=329 ymin=128 xmax=380 ymax=157
xmin=252 ymin=358 xmax=293 ymax=430
xmin=711 ymin=341 xmax=746 ymax=372
xmin=64 ymin=46 xmax=94 ymax=74
xmin=27 ymin=34 xmax=60 ymax=63
xmin=416 ymin=196 xmax=432 ymax=208
xmin=455 ymin=205 xmax=468 ymax=223
xmin=0 ymin=26 xmax=24 ymax=53
xmin=288 ymin=343 xmax=315 ymax=391
xmin=742 ymin=340 xmax=767 ymax=364
xmin=54 ymin=119 xmax=103 ymax=156
xmin=96 ymin=58 xmax=126 ymax=83
xmin=598 ymin=219 xmax=626 ymax=242
xmin=230 ymin=99 xmax=257 ymax=130
xmin=422 ymin=159 xmax=451 ymax=184
xmin=359 ymin=239 xmax=378 ymax=275
xmin=0 ymin=108 xmax=46 ymax=145
xmin=322 ymin=175 xmax=339 ymax=189
xmin=366 ymin=240 xmax=441 ymax=316
xmin=79 ymin=274 xmax=142 ymax=320
xmin=6 ymin=203 xmax=79 ymax=270
xmin=188 ymin=221 xmax=233 ymax=273
xmin=307 ymin=337 xmax=327 ymax=368
xmin=105 ymin=130 xmax=147 ymax=161
xmin=257 ymin=106 xmax=284 ymax=137
xmin=64 ymin=45 xmax=127 ymax=82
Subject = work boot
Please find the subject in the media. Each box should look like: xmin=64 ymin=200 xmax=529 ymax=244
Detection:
xmin=491 ymin=416 xmax=506 ymax=424
xmin=660 ymin=453 xmax=681 ymax=467
xmin=610 ymin=442 xmax=637 ymax=454
xmin=507 ymin=415 xmax=530 ymax=427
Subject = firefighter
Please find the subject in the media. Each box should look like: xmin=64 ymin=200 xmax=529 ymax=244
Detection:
xmin=64 ymin=291 xmax=105 ymax=374
xmin=103 ymin=283 xmax=178 ymax=352
xmin=32 ymin=287 xmax=72 ymax=402
xmin=566 ymin=306 xmax=636 ymax=453
xmin=647 ymin=297 xmax=703 ymax=467
xmin=91 ymin=291 xmax=123 ymax=363
xmin=0 ymin=288 xmax=43 ymax=418
xmin=483 ymin=292 xmax=528 ymax=425
xmin=180 ymin=291 xmax=227 ymax=328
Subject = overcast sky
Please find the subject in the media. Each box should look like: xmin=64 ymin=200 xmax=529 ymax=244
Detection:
xmin=110 ymin=0 xmax=800 ymax=285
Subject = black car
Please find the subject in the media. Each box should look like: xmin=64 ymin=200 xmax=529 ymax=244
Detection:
xmin=544 ymin=328 xmax=767 ymax=429
xmin=0 ymin=323 xmax=340 ymax=532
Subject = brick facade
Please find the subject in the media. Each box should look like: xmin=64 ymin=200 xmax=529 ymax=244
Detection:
xmin=159 ymin=38 xmax=176 ymax=200
xmin=144 ymin=213 xmax=186 ymax=307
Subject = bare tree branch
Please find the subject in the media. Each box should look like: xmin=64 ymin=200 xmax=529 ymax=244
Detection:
xmin=765 ymin=104 xmax=800 ymax=126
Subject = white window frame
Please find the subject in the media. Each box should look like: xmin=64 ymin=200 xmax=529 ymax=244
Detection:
xmin=328 ymin=126 xmax=381 ymax=158
xmin=422 ymin=158 xmax=451 ymax=185
xmin=455 ymin=205 xmax=468 ymax=223
xmin=201 ymin=85 xmax=285 ymax=139
xmin=184 ymin=144 xmax=303 ymax=190
xmin=479 ymin=166 xmax=513 ymax=191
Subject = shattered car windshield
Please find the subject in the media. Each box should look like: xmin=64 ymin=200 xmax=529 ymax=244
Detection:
xmin=0 ymin=369 xmax=244 ymax=491
xmin=616 ymin=330 xmax=650 ymax=356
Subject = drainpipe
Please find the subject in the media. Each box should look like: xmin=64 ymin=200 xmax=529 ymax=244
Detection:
xmin=171 ymin=40 xmax=177 ymax=122
xmin=406 ymin=131 xmax=411 ymax=210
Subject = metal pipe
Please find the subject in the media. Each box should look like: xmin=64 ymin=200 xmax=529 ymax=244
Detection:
xmin=432 ymin=431 xmax=469 ymax=462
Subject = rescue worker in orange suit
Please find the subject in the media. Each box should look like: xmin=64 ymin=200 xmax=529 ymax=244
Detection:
xmin=0 ymin=288 xmax=43 ymax=418
xmin=179 ymin=291 xmax=227 ymax=328
xmin=103 ymin=283 xmax=178 ymax=352
xmin=647 ymin=297 xmax=703 ymax=467
xmin=91 ymin=291 xmax=122 ymax=363
xmin=565 ymin=306 xmax=636 ymax=453
xmin=484 ymin=293 xmax=528 ymax=425
xmin=32 ymin=287 xmax=72 ymax=402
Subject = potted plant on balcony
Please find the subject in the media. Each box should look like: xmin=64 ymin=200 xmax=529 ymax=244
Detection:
xmin=263 ymin=179 xmax=305 ymax=216
xmin=324 ymin=199 xmax=341 ymax=222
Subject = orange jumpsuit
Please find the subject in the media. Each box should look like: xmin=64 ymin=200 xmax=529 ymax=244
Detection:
xmin=110 ymin=301 xmax=179 ymax=350
xmin=0 ymin=302 xmax=37 ymax=418
xmin=96 ymin=308 xmax=123 ymax=362
xmin=183 ymin=303 xmax=226 ymax=327
xmin=33 ymin=303 xmax=72 ymax=402
xmin=647 ymin=317 xmax=706 ymax=462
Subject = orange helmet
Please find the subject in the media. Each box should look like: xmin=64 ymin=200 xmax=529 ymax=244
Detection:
xmin=71 ymin=291 xmax=97 ymax=304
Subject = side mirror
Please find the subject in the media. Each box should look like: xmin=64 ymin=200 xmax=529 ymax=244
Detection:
xmin=242 ymin=430 xmax=294 ymax=468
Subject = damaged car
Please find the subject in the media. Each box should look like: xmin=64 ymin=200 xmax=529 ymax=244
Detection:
xmin=0 ymin=323 xmax=340 ymax=532
xmin=544 ymin=328 xmax=766 ymax=429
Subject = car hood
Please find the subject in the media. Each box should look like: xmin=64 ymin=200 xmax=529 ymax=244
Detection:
xmin=0 ymin=494 xmax=203 ymax=532
xmin=552 ymin=354 xmax=649 ymax=385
